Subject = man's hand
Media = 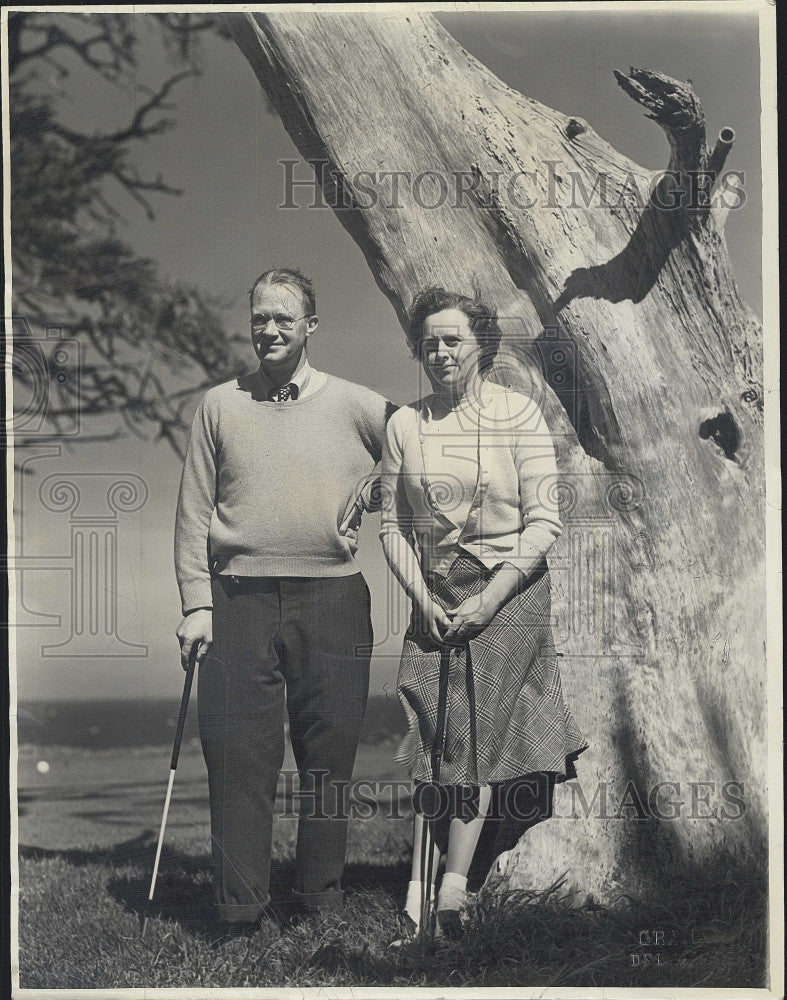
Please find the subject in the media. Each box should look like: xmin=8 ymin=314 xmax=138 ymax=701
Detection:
xmin=176 ymin=609 xmax=213 ymax=670
xmin=442 ymin=591 xmax=499 ymax=644
xmin=357 ymin=473 xmax=384 ymax=514
xmin=339 ymin=474 xmax=383 ymax=540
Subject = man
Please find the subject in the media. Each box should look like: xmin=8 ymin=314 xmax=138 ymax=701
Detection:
xmin=175 ymin=267 xmax=393 ymax=925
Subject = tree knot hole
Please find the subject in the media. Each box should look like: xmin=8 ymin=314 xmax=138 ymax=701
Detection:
xmin=698 ymin=408 xmax=740 ymax=462
xmin=565 ymin=117 xmax=587 ymax=140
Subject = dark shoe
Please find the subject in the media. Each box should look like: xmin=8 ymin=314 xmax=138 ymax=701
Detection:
xmin=267 ymin=895 xmax=300 ymax=925
xmin=435 ymin=908 xmax=464 ymax=941
xmin=212 ymin=900 xmax=284 ymax=936
xmin=213 ymin=918 xmax=261 ymax=938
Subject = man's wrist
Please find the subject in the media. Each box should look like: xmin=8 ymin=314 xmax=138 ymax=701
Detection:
xmin=361 ymin=474 xmax=383 ymax=514
xmin=184 ymin=605 xmax=213 ymax=616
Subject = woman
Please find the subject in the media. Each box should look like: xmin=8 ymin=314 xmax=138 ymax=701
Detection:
xmin=380 ymin=287 xmax=587 ymax=940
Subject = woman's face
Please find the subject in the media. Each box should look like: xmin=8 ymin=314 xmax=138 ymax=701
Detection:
xmin=419 ymin=308 xmax=480 ymax=394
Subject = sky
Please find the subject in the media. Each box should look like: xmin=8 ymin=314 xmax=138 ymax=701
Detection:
xmin=11 ymin=6 xmax=764 ymax=703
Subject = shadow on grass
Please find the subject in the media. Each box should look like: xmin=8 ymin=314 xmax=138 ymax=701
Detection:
xmin=307 ymin=866 xmax=769 ymax=989
xmin=19 ymin=834 xmax=217 ymax=937
xmin=344 ymin=859 xmax=411 ymax=900
xmin=20 ymin=833 xmax=413 ymax=943
xmin=19 ymin=837 xmax=768 ymax=987
xmin=20 ymin=832 xmax=163 ymax=869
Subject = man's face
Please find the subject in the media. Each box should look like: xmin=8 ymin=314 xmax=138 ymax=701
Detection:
xmin=250 ymin=282 xmax=317 ymax=370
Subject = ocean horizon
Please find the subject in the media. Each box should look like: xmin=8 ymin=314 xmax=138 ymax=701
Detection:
xmin=16 ymin=694 xmax=406 ymax=750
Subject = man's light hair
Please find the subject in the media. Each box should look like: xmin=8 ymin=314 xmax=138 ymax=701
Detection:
xmin=249 ymin=267 xmax=316 ymax=316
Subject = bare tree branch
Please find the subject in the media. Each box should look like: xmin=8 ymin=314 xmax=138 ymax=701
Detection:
xmin=9 ymin=12 xmax=239 ymax=454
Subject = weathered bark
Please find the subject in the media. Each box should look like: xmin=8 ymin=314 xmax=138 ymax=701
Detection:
xmin=226 ymin=12 xmax=766 ymax=902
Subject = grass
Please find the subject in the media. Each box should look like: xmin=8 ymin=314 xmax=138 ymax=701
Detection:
xmin=16 ymin=742 xmax=769 ymax=990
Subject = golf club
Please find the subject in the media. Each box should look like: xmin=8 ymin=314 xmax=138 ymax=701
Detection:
xmin=420 ymin=643 xmax=451 ymax=940
xmin=141 ymin=648 xmax=197 ymax=939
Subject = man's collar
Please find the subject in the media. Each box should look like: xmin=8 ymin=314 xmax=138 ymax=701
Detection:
xmin=290 ymin=357 xmax=312 ymax=392
xmin=257 ymin=355 xmax=312 ymax=391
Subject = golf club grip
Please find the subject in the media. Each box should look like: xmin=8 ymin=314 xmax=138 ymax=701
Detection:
xmin=170 ymin=655 xmax=196 ymax=770
xmin=432 ymin=646 xmax=452 ymax=778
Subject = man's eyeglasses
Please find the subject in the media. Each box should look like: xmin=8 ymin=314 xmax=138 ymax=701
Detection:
xmin=251 ymin=314 xmax=310 ymax=333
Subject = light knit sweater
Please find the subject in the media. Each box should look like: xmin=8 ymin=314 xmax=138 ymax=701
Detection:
xmin=175 ymin=370 xmax=392 ymax=615
xmin=380 ymin=383 xmax=562 ymax=578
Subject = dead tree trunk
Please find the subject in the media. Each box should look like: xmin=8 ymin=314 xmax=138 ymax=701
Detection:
xmin=226 ymin=12 xmax=766 ymax=902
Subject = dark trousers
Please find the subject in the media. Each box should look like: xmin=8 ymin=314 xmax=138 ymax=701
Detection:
xmin=198 ymin=572 xmax=372 ymax=922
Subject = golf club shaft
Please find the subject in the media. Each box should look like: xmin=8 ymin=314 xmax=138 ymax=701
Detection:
xmin=142 ymin=769 xmax=176 ymax=936
xmin=420 ymin=645 xmax=452 ymax=938
xmin=141 ymin=653 xmax=197 ymax=938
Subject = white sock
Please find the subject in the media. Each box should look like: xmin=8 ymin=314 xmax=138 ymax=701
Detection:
xmin=437 ymin=872 xmax=467 ymax=912
xmin=404 ymin=879 xmax=435 ymax=925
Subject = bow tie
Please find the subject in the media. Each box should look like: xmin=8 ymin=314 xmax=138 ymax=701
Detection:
xmin=267 ymin=382 xmax=299 ymax=402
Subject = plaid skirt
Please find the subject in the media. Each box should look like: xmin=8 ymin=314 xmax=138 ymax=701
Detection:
xmin=396 ymin=553 xmax=588 ymax=785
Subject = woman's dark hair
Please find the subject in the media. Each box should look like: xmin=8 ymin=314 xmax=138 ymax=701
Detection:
xmin=407 ymin=286 xmax=502 ymax=368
